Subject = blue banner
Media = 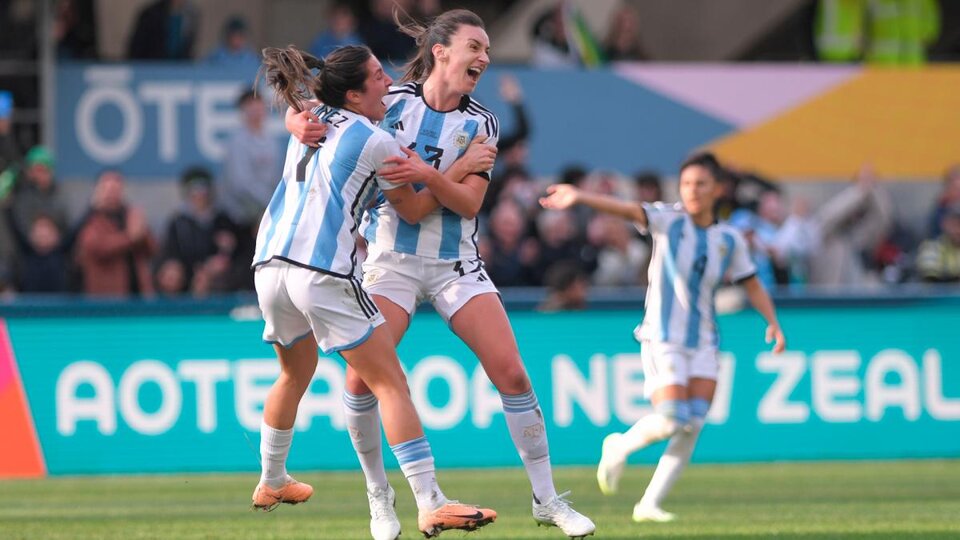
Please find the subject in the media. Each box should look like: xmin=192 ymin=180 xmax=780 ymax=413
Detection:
xmin=54 ymin=63 xmax=732 ymax=178
xmin=7 ymin=303 xmax=960 ymax=475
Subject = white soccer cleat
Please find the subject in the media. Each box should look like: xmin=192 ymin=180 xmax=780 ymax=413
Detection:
xmin=597 ymin=432 xmax=625 ymax=496
xmin=366 ymin=485 xmax=402 ymax=540
xmin=532 ymin=491 xmax=596 ymax=538
xmin=632 ymin=502 xmax=676 ymax=523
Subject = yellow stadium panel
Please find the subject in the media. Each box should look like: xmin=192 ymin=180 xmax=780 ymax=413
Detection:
xmin=708 ymin=67 xmax=960 ymax=180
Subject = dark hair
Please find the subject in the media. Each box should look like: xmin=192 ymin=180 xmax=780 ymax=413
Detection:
xmin=679 ymin=151 xmax=723 ymax=182
xmin=544 ymin=261 xmax=587 ymax=292
xmin=259 ymin=45 xmax=373 ymax=111
xmin=394 ymin=8 xmax=485 ymax=83
xmin=236 ymin=88 xmax=259 ymax=108
xmin=559 ymin=165 xmax=588 ymax=186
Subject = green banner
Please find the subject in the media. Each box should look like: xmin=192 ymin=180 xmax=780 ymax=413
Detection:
xmin=9 ymin=303 xmax=960 ymax=475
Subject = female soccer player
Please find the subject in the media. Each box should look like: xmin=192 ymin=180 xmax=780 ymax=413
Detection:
xmin=252 ymin=44 xmax=497 ymax=538
xmin=287 ymin=9 xmax=596 ymax=540
xmin=540 ymin=152 xmax=787 ymax=523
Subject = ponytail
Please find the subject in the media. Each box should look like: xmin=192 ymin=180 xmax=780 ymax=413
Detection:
xmin=259 ymin=46 xmax=323 ymax=112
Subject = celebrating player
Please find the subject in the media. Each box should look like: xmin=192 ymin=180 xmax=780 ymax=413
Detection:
xmin=286 ymin=9 xmax=596 ymax=540
xmin=251 ymin=44 xmax=497 ymax=538
xmin=540 ymin=152 xmax=786 ymax=523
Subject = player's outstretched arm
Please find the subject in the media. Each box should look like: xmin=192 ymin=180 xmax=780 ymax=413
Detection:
xmin=741 ymin=275 xmax=786 ymax=353
xmin=539 ymin=184 xmax=647 ymax=227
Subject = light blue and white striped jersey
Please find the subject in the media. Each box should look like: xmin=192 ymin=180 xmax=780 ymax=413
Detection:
xmin=635 ymin=202 xmax=757 ymax=348
xmin=253 ymin=105 xmax=403 ymax=277
xmin=361 ymin=82 xmax=499 ymax=260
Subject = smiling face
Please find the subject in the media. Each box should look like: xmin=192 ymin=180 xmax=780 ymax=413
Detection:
xmin=347 ymin=55 xmax=393 ymax=122
xmin=434 ymin=24 xmax=490 ymax=95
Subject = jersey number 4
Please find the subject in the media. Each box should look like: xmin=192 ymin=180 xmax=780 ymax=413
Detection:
xmin=408 ymin=142 xmax=444 ymax=170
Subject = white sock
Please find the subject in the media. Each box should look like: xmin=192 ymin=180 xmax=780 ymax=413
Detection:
xmin=259 ymin=421 xmax=294 ymax=489
xmin=617 ymin=400 xmax=690 ymax=459
xmin=343 ymin=391 xmax=389 ymax=489
xmin=501 ymin=390 xmax=557 ymax=503
xmin=639 ymin=416 xmax=705 ymax=509
xmin=390 ymin=436 xmax=447 ymax=511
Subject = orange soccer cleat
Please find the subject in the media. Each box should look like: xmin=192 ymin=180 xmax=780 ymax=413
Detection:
xmin=417 ymin=501 xmax=497 ymax=538
xmin=251 ymin=475 xmax=314 ymax=511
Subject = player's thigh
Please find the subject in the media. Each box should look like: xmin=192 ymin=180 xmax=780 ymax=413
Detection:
xmin=362 ymin=248 xmax=421 ymax=329
xmin=688 ymin=346 xmax=719 ymax=402
xmin=273 ymin=334 xmax=320 ymax=383
xmin=344 ymin=294 xmax=411 ymax=395
xmin=641 ymin=340 xmax=691 ymax=403
xmin=449 ymin=292 xmax=531 ymax=394
xmin=340 ymin=323 xmax=410 ymax=396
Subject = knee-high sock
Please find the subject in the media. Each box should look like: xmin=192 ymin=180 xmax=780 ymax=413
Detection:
xmin=343 ymin=391 xmax=389 ymax=489
xmin=501 ymin=390 xmax=557 ymax=502
xmin=639 ymin=399 xmax=709 ymax=508
xmin=260 ymin=420 xmax=293 ymax=488
xmin=390 ymin=436 xmax=447 ymax=512
xmin=615 ymin=400 xmax=689 ymax=460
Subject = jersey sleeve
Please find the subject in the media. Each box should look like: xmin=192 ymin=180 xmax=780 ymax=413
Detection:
xmin=636 ymin=202 xmax=675 ymax=235
xmin=368 ymin=133 xmax=405 ymax=192
xmin=728 ymin=228 xmax=758 ymax=283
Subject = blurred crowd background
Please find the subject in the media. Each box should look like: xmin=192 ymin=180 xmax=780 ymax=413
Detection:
xmin=1 ymin=0 xmax=959 ymax=306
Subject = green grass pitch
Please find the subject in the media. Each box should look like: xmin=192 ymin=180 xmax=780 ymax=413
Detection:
xmin=1 ymin=460 xmax=959 ymax=539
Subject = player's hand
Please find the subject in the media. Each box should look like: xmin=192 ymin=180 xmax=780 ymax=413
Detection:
xmin=766 ymin=324 xmax=786 ymax=354
xmin=459 ymin=135 xmax=497 ymax=173
xmin=539 ymin=184 xmax=580 ymax=210
xmin=287 ymin=109 xmax=327 ymax=147
xmin=379 ymin=146 xmax=437 ymax=184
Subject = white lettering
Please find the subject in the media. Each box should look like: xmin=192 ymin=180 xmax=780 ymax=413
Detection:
xmin=56 ymin=361 xmax=116 ymax=435
xmin=923 ymin=349 xmax=960 ymax=420
xmin=234 ymin=360 xmax=279 ymax=431
xmin=552 ymin=354 xmax=608 ymax=427
xmin=757 ymin=352 xmax=809 ymax=423
xmin=76 ymin=68 xmax=142 ymax=163
xmin=866 ymin=349 xmax=920 ymax=421
xmin=812 ymin=351 xmax=861 ymax=422
xmin=118 ymin=360 xmax=181 ymax=435
xmin=612 ymin=353 xmax=648 ymax=424
xmin=139 ymin=82 xmax=192 ymax=161
xmin=178 ymin=360 xmax=230 ymax=433
xmin=409 ymin=356 xmax=468 ymax=430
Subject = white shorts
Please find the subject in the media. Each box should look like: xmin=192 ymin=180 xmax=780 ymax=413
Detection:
xmin=361 ymin=247 xmax=500 ymax=322
xmin=255 ymin=260 xmax=385 ymax=355
xmin=640 ymin=339 xmax=719 ymax=399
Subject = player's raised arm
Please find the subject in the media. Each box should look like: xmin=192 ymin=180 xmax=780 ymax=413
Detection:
xmin=539 ymin=184 xmax=648 ymax=228
xmin=741 ymin=275 xmax=786 ymax=353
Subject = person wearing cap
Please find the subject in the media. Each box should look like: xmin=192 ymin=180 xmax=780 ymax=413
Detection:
xmin=12 ymin=145 xmax=69 ymax=236
xmin=206 ymin=15 xmax=259 ymax=66
xmin=916 ymin=203 xmax=960 ymax=283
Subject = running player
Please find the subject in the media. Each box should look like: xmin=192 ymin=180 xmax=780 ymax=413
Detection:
xmin=540 ymin=152 xmax=786 ymax=523
xmin=252 ymin=44 xmax=496 ymax=538
xmin=286 ymin=9 xmax=596 ymax=540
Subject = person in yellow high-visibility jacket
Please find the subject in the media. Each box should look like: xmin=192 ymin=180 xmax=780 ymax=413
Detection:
xmin=816 ymin=0 xmax=940 ymax=64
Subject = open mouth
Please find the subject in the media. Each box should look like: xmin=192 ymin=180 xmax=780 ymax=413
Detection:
xmin=466 ymin=66 xmax=484 ymax=82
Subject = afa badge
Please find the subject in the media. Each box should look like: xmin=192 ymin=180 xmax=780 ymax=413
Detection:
xmin=454 ymin=130 xmax=469 ymax=149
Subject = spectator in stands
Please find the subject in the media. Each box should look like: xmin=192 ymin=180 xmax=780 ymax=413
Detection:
xmin=531 ymin=208 xmax=593 ymax=286
xmin=635 ymin=171 xmax=662 ymax=204
xmin=11 ymin=146 xmax=69 ymax=235
xmin=538 ymin=261 xmax=589 ymax=312
xmin=127 ymin=0 xmax=199 ymax=60
xmin=916 ymin=203 xmax=960 ymax=283
xmin=483 ymin=75 xmax=533 ymax=216
xmin=74 ymin=170 xmax=156 ymax=297
xmin=3 ymin=212 xmax=71 ymax=293
xmin=0 ymin=93 xmax=20 ymax=281
xmin=154 ymin=257 xmax=187 ymax=296
xmin=480 ymin=199 xmax=537 ymax=287
xmin=206 ymin=16 xmax=258 ymax=66
xmin=160 ymin=166 xmax=238 ymax=293
xmin=530 ymin=3 xmax=579 ymax=67
xmin=54 ymin=0 xmax=98 ymax=59
xmin=807 ymin=163 xmax=892 ymax=287
xmin=308 ymin=2 xmax=362 ymax=59
xmin=588 ymin=213 xmax=649 ymax=286
xmin=603 ymin=4 xmax=647 ymax=61
xmin=730 ymin=190 xmax=816 ymax=288
xmin=219 ymin=89 xmax=278 ymax=289
xmin=928 ymin=164 xmax=960 ymax=238
xmin=360 ymin=0 xmax=420 ymax=64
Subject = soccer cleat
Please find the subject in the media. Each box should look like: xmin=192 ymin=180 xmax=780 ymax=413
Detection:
xmin=417 ymin=501 xmax=497 ymax=538
xmin=597 ymin=432 xmax=625 ymax=495
xmin=632 ymin=503 xmax=677 ymax=523
xmin=533 ymin=491 xmax=596 ymax=538
xmin=251 ymin=475 xmax=314 ymax=511
xmin=367 ymin=485 xmax=402 ymax=540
